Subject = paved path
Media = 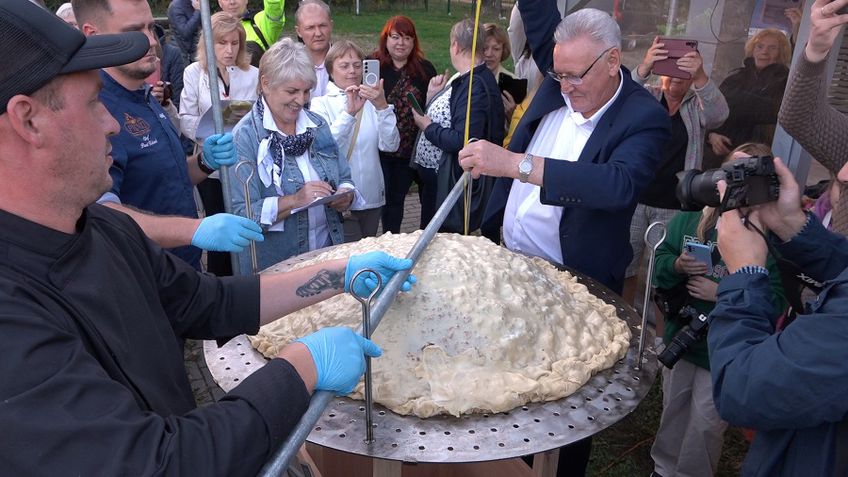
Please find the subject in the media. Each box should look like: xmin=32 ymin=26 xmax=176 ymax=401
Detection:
xmin=187 ymin=192 xmax=423 ymax=405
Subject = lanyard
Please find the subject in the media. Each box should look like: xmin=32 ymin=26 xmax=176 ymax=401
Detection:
xmin=216 ymin=67 xmax=230 ymax=98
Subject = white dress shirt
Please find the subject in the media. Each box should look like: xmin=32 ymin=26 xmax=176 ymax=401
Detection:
xmin=312 ymin=61 xmax=329 ymax=98
xmin=503 ymin=70 xmax=624 ymax=265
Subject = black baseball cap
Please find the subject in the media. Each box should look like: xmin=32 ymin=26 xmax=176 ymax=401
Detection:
xmin=0 ymin=0 xmax=150 ymax=114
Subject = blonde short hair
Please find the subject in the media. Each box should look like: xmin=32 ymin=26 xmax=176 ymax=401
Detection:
xmin=324 ymin=40 xmax=365 ymax=77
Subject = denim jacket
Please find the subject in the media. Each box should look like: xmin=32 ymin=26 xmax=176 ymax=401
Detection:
xmin=230 ymin=105 xmax=351 ymax=275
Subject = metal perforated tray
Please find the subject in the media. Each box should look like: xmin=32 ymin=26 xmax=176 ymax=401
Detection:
xmin=205 ymin=252 xmax=658 ymax=463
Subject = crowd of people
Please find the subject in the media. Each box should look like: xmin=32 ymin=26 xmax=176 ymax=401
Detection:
xmin=3 ymin=0 xmax=848 ymax=474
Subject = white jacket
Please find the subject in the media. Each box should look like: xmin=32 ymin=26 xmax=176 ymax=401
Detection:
xmin=179 ymin=62 xmax=259 ymax=140
xmin=309 ymin=82 xmax=400 ymax=210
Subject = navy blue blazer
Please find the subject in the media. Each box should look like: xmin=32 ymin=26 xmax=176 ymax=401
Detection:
xmin=482 ymin=0 xmax=671 ymax=293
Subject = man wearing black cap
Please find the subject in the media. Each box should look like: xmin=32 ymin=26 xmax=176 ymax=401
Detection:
xmin=0 ymin=1 xmax=416 ymax=474
xmin=71 ymin=0 xmax=264 ymax=271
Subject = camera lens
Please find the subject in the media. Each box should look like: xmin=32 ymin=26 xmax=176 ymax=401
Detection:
xmin=675 ymin=168 xmax=725 ymax=211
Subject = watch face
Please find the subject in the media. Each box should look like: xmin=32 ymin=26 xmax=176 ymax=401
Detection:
xmin=519 ymin=158 xmax=532 ymax=174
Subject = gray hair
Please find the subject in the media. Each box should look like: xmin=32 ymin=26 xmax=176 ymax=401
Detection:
xmin=450 ymin=19 xmax=485 ymax=56
xmin=554 ymin=8 xmax=621 ymax=52
xmin=258 ymin=37 xmax=317 ymax=93
xmin=295 ymin=0 xmax=331 ymax=24
xmin=55 ymin=2 xmax=74 ymax=18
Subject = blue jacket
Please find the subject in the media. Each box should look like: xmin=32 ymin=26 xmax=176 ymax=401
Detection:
xmin=99 ymin=71 xmax=201 ymax=269
xmin=709 ymin=216 xmax=848 ymax=476
xmin=230 ymin=105 xmax=350 ymax=275
xmin=482 ymin=0 xmax=670 ymax=293
xmin=167 ymin=0 xmax=200 ymax=64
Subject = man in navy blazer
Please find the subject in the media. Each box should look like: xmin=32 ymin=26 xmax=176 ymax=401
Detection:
xmin=460 ymin=0 xmax=670 ymax=296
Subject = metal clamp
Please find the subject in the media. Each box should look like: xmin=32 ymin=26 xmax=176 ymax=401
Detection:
xmin=350 ymin=268 xmax=383 ymax=444
xmin=636 ymin=221 xmax=667 ymax=369
xmin=234 ymin=161 xmax=259 ymax=274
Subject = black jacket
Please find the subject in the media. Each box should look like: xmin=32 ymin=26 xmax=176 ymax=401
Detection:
xmin=0 ymin=205 xmax=309 ymax=476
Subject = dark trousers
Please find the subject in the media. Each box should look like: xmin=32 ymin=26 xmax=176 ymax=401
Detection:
xmin=417 ymin=166 xmax=438 ymax=230
xmin=380 ymin=158 xmax=420 ymax=233
xmin=196 ymin=178 xmax=233 ymax=276
xmin=522 ymin=437 xmax=592 ymax=477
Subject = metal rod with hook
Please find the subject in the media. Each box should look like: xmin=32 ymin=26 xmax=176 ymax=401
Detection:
xmin=350 ymin=268 xmax=383 ymax=444
xmin=636 ymin=221 xmax=667 ymax=369
xmin=257 ymin=171 xmax=474 ymax=477
xmin=233 ymin=161 xmax=259 ymax=274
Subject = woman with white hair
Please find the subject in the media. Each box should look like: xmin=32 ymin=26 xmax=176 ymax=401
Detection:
xmin=229 ymin=38 xmax=355 ymax=275
xmin=310 ymin=40 xmax=399 ymax=242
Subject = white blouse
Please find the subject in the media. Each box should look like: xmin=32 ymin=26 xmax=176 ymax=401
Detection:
xmin=179 ymin=62 xmax=259 ymax=140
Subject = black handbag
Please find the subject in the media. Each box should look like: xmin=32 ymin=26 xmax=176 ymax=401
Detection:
xmin=435 ymin=77 xmax=499 ymax=234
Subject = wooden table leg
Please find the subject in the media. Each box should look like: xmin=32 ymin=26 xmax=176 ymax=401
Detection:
xmin=373 ymin=458 xmax=402 ymax=477
xmin=531 ymin=449 xmax=559 ymax=477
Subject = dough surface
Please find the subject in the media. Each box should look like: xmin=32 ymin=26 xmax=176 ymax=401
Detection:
xmin=250 ymin=232 xmax=630 ymax=417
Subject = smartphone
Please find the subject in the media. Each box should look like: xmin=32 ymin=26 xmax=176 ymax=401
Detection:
xmin=684 ymin=241 xmax=713 ymax=269
xmin=652 ymin=38 xmax=699 ymax=80
xmin=406 ymin=91 xmax=425 ymax=115
xmin=498 ymin=73 xmax=528 ymax=104
xmin=362 ymin=59 xmax=380 ymax=87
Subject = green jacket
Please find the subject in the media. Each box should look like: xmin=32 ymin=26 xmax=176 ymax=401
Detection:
xmin=240 ymin=0 xmax=285 ymax=52
xmin=652 ymin=210 xmax=786 ymax=369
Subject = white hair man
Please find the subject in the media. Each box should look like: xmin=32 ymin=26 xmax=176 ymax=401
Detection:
xmin=459 ymin=2 xmax=671 ymax=475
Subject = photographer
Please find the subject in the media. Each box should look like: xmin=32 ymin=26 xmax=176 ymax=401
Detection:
xmin=710 ymin=152 xmax=848 ymax=475
xmin=650 ymin=145 xmax=786 ymax=477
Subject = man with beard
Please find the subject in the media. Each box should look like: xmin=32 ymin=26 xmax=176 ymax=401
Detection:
xmin=73 ymin=0 xmax=262 ymax=270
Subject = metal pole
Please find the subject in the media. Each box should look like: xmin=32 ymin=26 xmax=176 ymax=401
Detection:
xmin=636 ymin=221 xmax=666 ymax=369
xmin=257 ymin=172 xmax=473 ymax=477
xmin=665 ymin=0 xmax=678 ymax=35
xmin=199 ymin=0 xmax=241 ymax=275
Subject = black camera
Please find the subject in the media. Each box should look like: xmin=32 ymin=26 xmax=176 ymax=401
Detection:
xmin=676 ymin=155 xmax=779 ymax=212
xmin=658 ymin=305 xmax=710 ymax=369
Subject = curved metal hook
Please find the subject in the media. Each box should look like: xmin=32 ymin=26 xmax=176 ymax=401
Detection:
xmin=636 ymin=221 xmax=668 ymax=369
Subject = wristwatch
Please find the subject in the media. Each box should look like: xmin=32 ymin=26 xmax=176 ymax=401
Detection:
xmin=518 ymin=153 xmax=533 ymax=183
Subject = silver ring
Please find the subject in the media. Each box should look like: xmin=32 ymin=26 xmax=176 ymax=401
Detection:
xmin=313 ymin=192 xmax=317 ymax=198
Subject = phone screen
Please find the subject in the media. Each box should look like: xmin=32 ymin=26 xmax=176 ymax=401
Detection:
xmin=406 ymin=92 xmax=425 ymax=115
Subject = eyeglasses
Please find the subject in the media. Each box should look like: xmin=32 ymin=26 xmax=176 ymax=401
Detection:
xmin=548 ymin=46 xmax=614 ymax=85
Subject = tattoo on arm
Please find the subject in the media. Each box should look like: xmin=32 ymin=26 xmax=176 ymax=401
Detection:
xmin=295 ymin=269 xmax=345 ymax=297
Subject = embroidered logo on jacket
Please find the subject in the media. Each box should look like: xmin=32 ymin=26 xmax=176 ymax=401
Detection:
xmin=123 ymin=113 xmax=151 ymax=137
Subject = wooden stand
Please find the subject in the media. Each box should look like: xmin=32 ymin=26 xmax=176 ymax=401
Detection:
xmin=304 ymin=443 xmax=558 ymax=477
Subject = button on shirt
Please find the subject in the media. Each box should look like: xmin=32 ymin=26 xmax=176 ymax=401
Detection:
xmin=504 ymin=71 xmax=624 ymax=265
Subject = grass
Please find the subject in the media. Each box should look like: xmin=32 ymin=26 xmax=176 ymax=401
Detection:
xmin=274 ymin=1 xmax=513 ymax=74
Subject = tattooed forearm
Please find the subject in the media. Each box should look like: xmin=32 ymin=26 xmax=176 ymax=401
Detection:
xmin=295 ymin=269 xmax=345 ymax=297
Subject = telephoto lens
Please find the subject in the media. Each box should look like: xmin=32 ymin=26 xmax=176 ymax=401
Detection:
xmin=657 ymin=305 xmax=711 ymax=369
xmin=675 ymin=155 xmax=779 ymax=212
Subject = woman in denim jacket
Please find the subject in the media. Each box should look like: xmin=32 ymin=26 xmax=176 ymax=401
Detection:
xmin=230 ymin=38 xmax=356 ymax=275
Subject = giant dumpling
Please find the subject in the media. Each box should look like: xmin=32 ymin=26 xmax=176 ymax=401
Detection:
xmin=250 ymin=232 xmax=630 ymax=418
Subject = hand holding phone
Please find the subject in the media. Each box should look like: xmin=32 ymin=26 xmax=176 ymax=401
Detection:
xmin=406 ymin=92 xmax=425 ymax=115
xmin=362 ymin=59 xmax=380 ymax=87
xmin=684 ymin=241 xmax=713 ymax=269
xmin=651 ymin=38 xmax=698 ymax=79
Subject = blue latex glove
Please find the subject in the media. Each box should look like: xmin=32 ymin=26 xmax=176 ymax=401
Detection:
xmin=191 ymin=213 xmax=264 ymax=252
xmin=344 ymin=251 xmax=417 ymax=297
xmin=201 ymin=133 xmax=236 ymax=170
xmin=296 ymin=327 xmax=382 ymax=394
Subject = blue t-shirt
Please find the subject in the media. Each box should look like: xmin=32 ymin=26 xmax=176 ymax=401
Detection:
xmin=99 ymin=71 xmax=201 ymax=269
